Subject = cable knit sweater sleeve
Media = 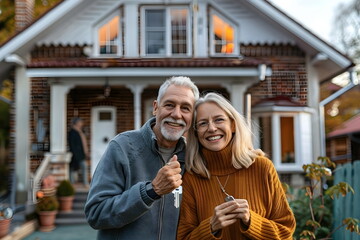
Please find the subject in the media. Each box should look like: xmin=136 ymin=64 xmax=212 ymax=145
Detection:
xmin=240 ymin=157 xmax=296 ymax=240
xmin=177 ymin=157 xmax=296 ymax=240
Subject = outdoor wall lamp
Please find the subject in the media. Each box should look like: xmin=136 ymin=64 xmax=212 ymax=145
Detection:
xmin=0 ymin=206 xmax=13 ymax=220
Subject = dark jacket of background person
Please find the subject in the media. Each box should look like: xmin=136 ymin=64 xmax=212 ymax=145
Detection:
xmin=68 ymin=128 xmax=85 ymax=171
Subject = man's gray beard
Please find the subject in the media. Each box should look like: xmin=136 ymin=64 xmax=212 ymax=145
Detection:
xmin=160 ymin=126 xmax=185 ymax=141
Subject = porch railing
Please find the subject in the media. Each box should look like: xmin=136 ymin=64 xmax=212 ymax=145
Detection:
xmin=29 ymin=153 xmax=52 ymax=204
xmin=29 ymin=152 xmax=72 ymax=204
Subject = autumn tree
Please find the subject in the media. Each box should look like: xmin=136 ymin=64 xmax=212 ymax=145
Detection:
xmin=0 ymin=0 xmax=62 ymax=44
xmin=331 ymin=0 xmax=360 ymax=63
xmin=323 ymin=0 xmax=360 ymax=134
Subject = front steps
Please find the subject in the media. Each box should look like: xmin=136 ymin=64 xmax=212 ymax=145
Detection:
xmin=55 ymin=187 xmax=88 ymax=225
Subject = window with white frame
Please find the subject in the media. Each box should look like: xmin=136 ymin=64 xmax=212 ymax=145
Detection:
xmin=96 ymin=13 xmax=121 ymax=56
xmin=254 ymin=111 xmax=312 ymax=172
xmin=210 ymin=10 xmax=237 ymax=55
xmin=141 ymin=6 xmax=191 ymax=56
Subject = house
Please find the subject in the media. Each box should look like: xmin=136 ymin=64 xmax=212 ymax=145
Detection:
xmin=0 ymin=0 xmax=355 ymax=204
xmin=326 ymin=113 xmax=360 ymax=163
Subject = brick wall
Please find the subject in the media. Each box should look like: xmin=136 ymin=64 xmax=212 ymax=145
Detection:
xmin=18 ymin=43 xmax=308 ymax=174
xmin=30 ymin=78 xmax=50 ymax=172
xmin=67 ymin=86 xmax=135 ymax=140
xmin=8 ymin=73 xmax=16 ymax=172
xmin=15 ymin=0 xmax=34 ymax=32
xmin=241 ymin=44 xmax=307 ymax=106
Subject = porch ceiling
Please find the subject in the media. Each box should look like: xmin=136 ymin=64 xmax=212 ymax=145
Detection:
xmin=27 ymin=57 xmax=267 ymax=68
xmin=26 ymin=58 xmax=272 ymax=79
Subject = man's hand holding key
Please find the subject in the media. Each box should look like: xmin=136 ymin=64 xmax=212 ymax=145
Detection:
xmin=151 ymin=155 xmax=182 ymax=196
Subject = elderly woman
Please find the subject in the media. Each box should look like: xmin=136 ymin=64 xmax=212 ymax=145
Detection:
xmin=177 ymin=92 xmax=295 ymax=240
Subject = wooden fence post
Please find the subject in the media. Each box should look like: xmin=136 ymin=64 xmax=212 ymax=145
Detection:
xmin=333 ymin=161 xmax=360 ymax=240
xmin=333 ymin=164 xmax=344 ymax=240
xmin=353 ymin=161 xmax=360 ymax=240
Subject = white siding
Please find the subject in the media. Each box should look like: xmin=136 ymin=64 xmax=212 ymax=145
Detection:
xmin=37 ymin=0 xmax=296 ymax=49
xmin=209 ymin=0 xmax=295 ymax=45
xmin=37 ymin=0 xmax=121 ymax=46
xmin=297 ymin=112 xmax=313 ymax=165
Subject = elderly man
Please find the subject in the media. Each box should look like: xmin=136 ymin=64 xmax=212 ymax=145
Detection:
xmin=85 ymin=76 xmax=199 ymax=240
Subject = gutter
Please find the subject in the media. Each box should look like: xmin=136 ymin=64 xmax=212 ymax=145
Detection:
xmin=319 ymin=68 xmax=359 ymax=157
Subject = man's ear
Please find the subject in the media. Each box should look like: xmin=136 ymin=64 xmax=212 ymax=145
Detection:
xmin=152 ymin=100 xmax=158 ymax=116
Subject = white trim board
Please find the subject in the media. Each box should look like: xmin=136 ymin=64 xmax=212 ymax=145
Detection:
xmin=26 ymin=67 xmax=272 ymax=78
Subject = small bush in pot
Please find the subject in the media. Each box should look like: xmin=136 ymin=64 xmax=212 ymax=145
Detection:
xmin=36 ymin=195 xmax=59 ymax=232
xmin=36 ymin=195 xmax=59 ymax=212
xmin=56 ymin=180 xmax=75 ymax=212
xmin=56 ymin=180 xmax=75 ymax=197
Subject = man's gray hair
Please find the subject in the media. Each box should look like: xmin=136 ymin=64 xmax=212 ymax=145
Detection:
xmin=71 ymin=117 xmax=83 ymax=126
xmin=157 ymin=76 xmax=199 ymax=103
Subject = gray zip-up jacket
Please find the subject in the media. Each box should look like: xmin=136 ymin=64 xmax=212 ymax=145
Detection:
xmin=85 ymin=118 xmax=186 ymax=240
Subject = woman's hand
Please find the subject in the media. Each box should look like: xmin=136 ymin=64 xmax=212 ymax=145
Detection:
xmin=210 ymin=199 xmax=250 ymax=232
xmin=233 ymin=199 xmax=250 ymax=226
xmin=210 ymin=201 xmax=239 ymax=232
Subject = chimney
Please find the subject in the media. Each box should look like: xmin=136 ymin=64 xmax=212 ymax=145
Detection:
xmin=15 ymin=0 xmax=35 ymax=32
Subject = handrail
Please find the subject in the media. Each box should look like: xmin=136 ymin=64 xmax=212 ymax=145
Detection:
xmin=30 ymin=153 xmax=52 ymax=203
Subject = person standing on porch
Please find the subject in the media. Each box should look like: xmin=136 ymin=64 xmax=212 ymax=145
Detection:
xmin=68 ymin=117 xmax=89 ymax=187
xmin=85 ymin=76 xmax=199 ymax=240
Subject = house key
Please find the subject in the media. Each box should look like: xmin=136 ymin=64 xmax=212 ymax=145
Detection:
xmin=225 ymin=195 xmax=235 ymax=202
xmin=172 ymin=186 xmax=182 ymax=208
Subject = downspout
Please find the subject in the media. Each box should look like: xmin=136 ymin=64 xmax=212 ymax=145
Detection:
xmin=192 ymin=0 xmax=198 ymax=57
xmin=319 ymin=69 xmax=359 ymax=157
xmin=245 ymin=64 xmax=268 ymax=131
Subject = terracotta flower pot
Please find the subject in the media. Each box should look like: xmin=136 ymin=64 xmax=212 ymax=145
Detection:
xmin=58 ymin=196 xmax=74 ymax=212
xmin=0 ymin=219 xmax=11 ymax=238
xmin=41 ymin=187 xmax=56 ymax=197
xmin=38 ymin=211 xmax=57 ymax=232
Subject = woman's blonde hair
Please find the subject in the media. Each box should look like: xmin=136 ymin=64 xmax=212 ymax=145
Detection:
xmin=185 ymin=92 xmax=264 ymax=179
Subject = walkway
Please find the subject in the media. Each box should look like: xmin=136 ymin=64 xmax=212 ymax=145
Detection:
xmin=23 ymin=224 xmax=97 ymax=240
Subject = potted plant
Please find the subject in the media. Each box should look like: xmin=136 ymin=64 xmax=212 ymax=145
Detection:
xmin=0 ymin=206 xmax=13 ymax=238
xmin=56 ymin=180 xmax=75 ymax=212
xmin=36 ymin=195 xmax=59 ymax=232
xmin=0 ymin=164 xmax=12 ymax=238
xmin=40 ymin=175 xmax=57 ymax=197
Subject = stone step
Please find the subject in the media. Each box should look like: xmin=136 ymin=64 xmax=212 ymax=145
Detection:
xmin=55 ymin=187 xmax=88 ymax=225
xmin=55 ymin=217 xmax=88 ymax=225
xmin=73 ymin=192 xmax=88 ymax=202
xmin=57 ymin=209 xmax=86 ymax=218
xmin=72 ymin=202 xmax=85 ymax=210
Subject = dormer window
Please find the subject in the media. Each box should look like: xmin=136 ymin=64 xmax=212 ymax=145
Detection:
xmin=96 ymin=13 xmax=121 ymax=56
xmin=210 ymin=10 xmax=237 ymax=56
xmin=141 ymin=6 xmax=191 ymax=57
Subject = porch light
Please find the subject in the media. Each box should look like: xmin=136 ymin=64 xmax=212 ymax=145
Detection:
xmin=0 ymin=207 xmax=13 ymax=220
xmin=104 ymin=78 xmax=111 ymax=98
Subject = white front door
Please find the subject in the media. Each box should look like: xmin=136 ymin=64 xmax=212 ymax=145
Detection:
xmin=91 ymin=106 xmax=116 ymax=176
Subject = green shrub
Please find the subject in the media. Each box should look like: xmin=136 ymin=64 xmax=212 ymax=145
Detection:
xmin=36 ymin=196 xmax=59 ymax=212
xmin=56 ymin=180 xmax=75 ymax=197
xmin=287 ymin=157 xmax=359 ymax=239
xmin=289 ymin=188 xmax=332 ymax=239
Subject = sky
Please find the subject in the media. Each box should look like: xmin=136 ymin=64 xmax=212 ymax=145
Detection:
xmin=268 ymin=0 xmax=354 ymax=43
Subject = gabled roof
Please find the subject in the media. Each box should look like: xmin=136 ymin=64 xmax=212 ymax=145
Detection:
xmin=0 ymin=0 xmax=84 ymax=61
xmin=327 ymin=113 xmax=360 ymax=138
xmin=0 ymin=0 xmax=354 ymax=81
xmin=245 ymin=0 xmax=354 ymax=80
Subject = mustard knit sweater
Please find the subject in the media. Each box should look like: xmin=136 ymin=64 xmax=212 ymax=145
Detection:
xmin=177 ymin=145 xmax=296 ymax=240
